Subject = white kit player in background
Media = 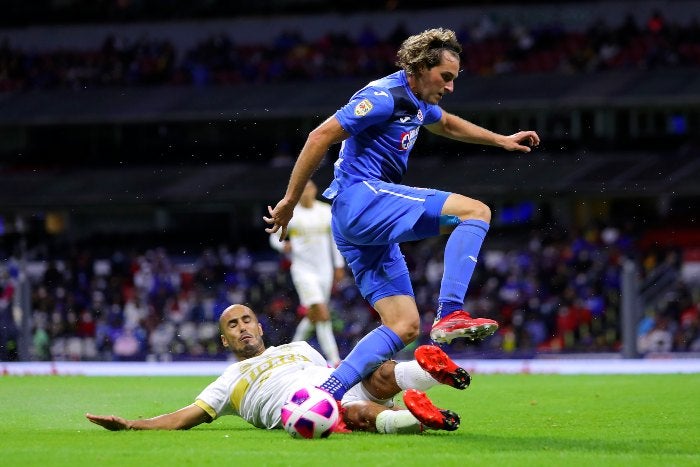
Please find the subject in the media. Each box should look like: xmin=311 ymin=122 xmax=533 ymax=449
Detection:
xmin=270 ymin=179 xmax=345 ymax=367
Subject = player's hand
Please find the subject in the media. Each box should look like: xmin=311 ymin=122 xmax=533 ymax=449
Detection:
xmin=502 ymin=131 xmax=540 ymax=153
xmin=85 ymin=413 xmax=131 ymax=431
xmin=263 ymin=199 xmax=295 ymax=239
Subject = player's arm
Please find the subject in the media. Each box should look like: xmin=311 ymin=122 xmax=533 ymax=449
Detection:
xmin=264 ymin=116 xmax=349 ymax=238
xmin=425 ymin=110 xmax=539 ymax=153
xmin=269 ymin=230 xmax=292 ymax=254
xmin=85 ymin=403 xmax=212 ymax=431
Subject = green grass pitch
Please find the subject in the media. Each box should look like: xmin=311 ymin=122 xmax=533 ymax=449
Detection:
xmin=1 ymin=373 xmax=698 ymax=466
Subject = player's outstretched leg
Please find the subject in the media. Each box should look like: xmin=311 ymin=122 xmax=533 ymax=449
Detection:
xmin=403 ymin=389 xmax=460 ymax=431
xmin=414 ymin=345 xmax=471 ymax=390
xmin=430 ymin=310 xmax=498 ymax=344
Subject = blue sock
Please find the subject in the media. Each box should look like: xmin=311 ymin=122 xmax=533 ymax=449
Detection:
xmin=437 ymin=219 xmax=489 ymax=320
xmin=319 ymin=325 xmax=404 ymax=400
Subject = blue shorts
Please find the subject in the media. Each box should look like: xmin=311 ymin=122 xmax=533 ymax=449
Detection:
xmin=330 ymin=181 xmax=451 ymax=305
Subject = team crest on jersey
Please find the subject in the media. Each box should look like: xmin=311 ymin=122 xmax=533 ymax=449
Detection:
xmin=417 ymin=109 xmax=424 ymax=122
xmin=399 ymin=128 xmax=420 ymax=151
xmin=354 ymin=99 xmax=373 ymax=117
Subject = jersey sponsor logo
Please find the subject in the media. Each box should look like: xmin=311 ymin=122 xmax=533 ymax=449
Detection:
xmin=417 ymin=109 xmax=424 ymax=122
xmin=354 ymin=99 xmax=373 ymax=116
xmin=373 ymin=90 xmax=389 ymax=97
xmin=399 ymin=127 xmax=420 ymax=150
xmin=231 ymin=349 xmax=313 ymax=411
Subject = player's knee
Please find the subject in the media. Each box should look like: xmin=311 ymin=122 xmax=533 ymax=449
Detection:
xmin=406 ymin=326 xmax=420 ymax=343
xmin=375 ymin=360 xmax=396 ymax=382
xmin=469 ymin=199 xmax=491 ymax=223
xmin=376 ymin=297 xmax=420 ymax=343
xmin=307 ymin=303 xmax=330 ymax=321
xmin=362 ymin=360 xmax=399 ymax=400
xmin=445 ymin=195 xmax=491 ymax=223
xmin=396 ymin=319 xmax=420 ymax=343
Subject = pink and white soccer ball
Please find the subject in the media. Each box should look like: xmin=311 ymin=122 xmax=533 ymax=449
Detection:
xmin=281 ymin=386 xmax=339 ymax=439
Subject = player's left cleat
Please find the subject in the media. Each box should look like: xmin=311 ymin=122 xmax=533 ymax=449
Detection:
xmin=415 ymin=345 xmax=471 ymax=390
xmin=403 ymin=389 xmax=460 ymax=432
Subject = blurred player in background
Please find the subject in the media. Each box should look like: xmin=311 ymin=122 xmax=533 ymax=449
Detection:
xmin=265 ymin=27 xmax=540 ymax=401
xmin=86 ymin=304 xmax=468 ymax=434
xmin=269 ymin=179 xmax=345 ymax=367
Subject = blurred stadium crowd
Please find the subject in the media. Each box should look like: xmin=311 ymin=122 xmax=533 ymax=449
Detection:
xmin=0 ymin=219 xmax=697 ymax=362
xmin=1 ymin=9 xmax=699 ymax=91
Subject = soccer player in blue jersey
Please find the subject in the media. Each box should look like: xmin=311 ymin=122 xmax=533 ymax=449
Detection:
xmin=265 ymin=28 xmax=540 ymax=401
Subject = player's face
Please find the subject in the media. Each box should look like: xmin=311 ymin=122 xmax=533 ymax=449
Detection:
xmin=413 ymin=51 xmax=459 ymax=104
xmin=219 ymin=305 xmax=265 ymax=359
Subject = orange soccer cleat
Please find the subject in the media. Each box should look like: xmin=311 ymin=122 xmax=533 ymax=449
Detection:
xmin=403 ymin=389 xmax=460 ymax=432
xmin=414 ymin=345 xmax=471 ymax=390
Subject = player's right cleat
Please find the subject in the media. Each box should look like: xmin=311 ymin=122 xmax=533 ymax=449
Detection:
xmin=430 ymin=310 xmax=498 ymax=344
xmin=403 ymin=389 xmax=460 ymax=432
xmin=415 ymin=345 xmax=471 ymax=390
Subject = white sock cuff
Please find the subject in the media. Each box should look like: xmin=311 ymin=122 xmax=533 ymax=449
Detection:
xmin=315 ymin=320 xmax=340 ymax=365
xmin=375 ymin=409 xmax=421 ymax=434
xmin=293 ymin=317 xmax=313 ymax=342
xmin=394 ymin=361 xmax=438 ymax=392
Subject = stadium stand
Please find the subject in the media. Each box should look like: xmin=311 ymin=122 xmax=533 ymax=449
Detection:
xmin=1 ymin=215 xmax=697 ymax=362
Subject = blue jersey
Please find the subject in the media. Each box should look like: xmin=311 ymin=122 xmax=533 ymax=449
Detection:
xmin=322 ymin=70 xmax=443 ymax=200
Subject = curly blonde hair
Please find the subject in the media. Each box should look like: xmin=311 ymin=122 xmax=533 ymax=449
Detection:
xmin=395 ymin=28 xmax=462 ymax=75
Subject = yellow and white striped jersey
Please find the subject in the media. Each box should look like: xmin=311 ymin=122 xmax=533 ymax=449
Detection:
xmin=194 ymin=341 xmax=332 ymax=429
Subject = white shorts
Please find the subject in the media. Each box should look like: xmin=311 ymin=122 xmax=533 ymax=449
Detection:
xmin=291 ymin=269 xmax=332 ymax=306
